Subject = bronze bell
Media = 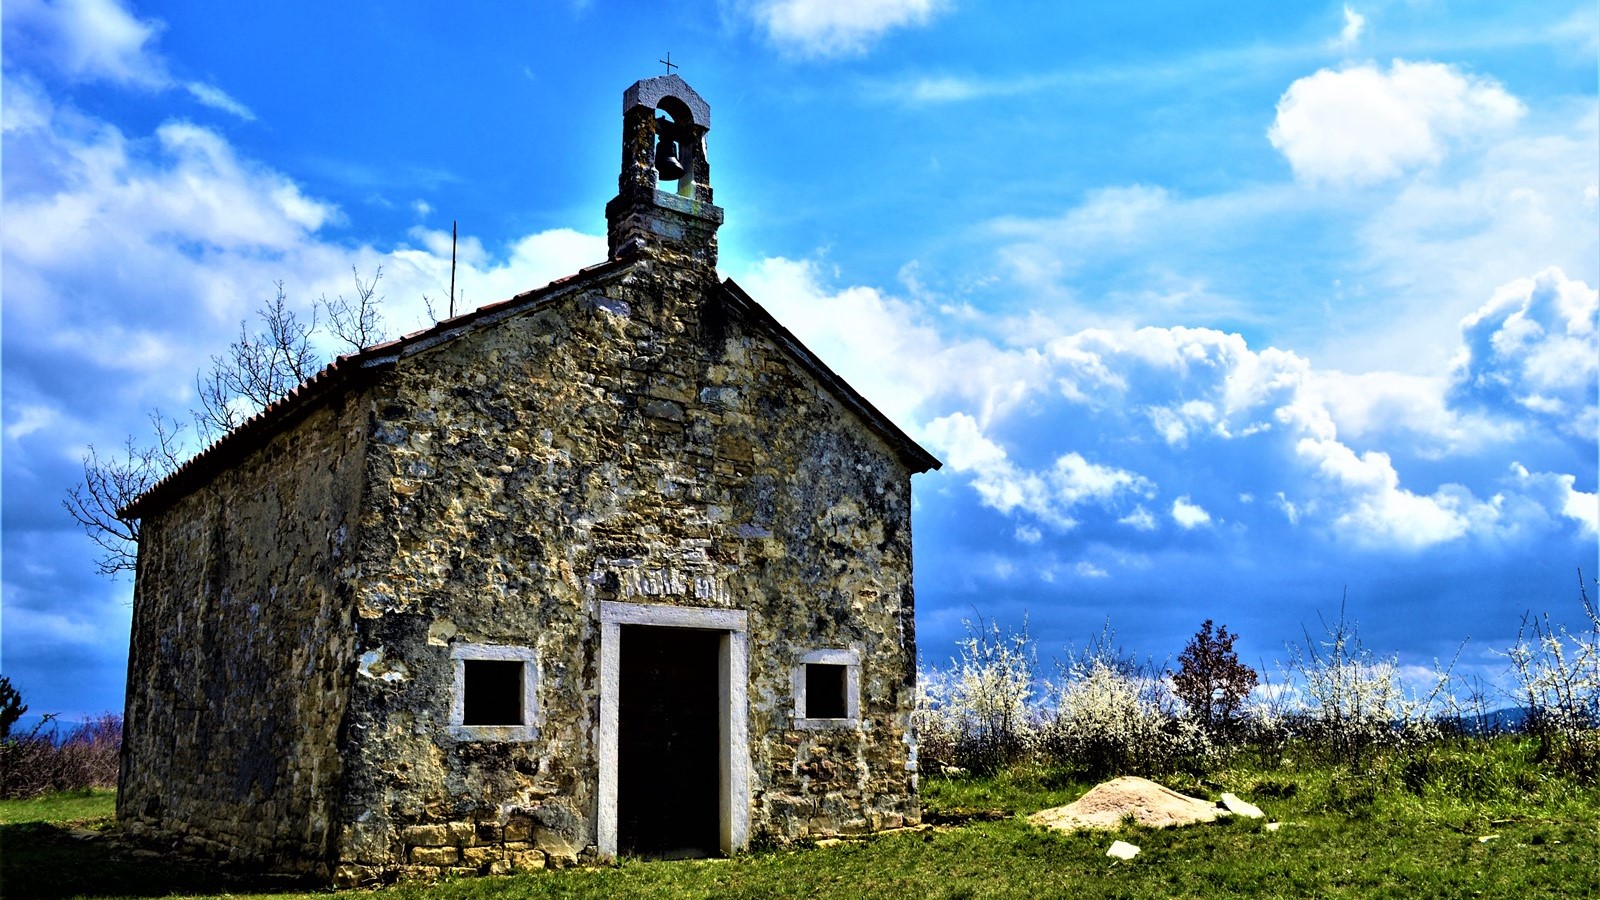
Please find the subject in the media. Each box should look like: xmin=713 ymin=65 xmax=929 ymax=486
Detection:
xmin=654 ymin=114 xmax=686 ymax=182
xmin=654 ymin=136 xmax=684 ymax=182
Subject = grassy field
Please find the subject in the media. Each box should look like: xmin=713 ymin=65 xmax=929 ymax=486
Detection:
xmin=0 ymin=787 xmax=115 ymax=825
xmin=3 ymin=738 xmax=1596 ymax=900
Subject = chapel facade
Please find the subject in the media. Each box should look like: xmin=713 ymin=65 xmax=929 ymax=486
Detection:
xmin=117 ymin=74 xmax=939 ymax=884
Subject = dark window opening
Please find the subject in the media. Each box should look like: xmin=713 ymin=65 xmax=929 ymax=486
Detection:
xmin=463 ymin=660 xmax=523 ymax=725
xmin=805 ymin=663 xmax=848 ymax=719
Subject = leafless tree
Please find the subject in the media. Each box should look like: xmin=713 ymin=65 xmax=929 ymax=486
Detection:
xmin=321 ymin=265 xmax=387 ymax=353
xmin=63 ymin=413 xmax=187 ymax=575
xmin=194 ymin=284 xmax=320 ymax=440
xmin=66 ymin=273 xmax=388 ymax=578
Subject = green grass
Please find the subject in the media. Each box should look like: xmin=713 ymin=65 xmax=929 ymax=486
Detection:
xmin=3 ymin=739 xmax=1597 ymax=900
xmin=0 ymin=787 xmax=116 ymax=824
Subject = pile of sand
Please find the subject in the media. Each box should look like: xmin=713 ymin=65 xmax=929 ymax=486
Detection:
xmin=1028 ymin=776 xmax=1224 ymax=832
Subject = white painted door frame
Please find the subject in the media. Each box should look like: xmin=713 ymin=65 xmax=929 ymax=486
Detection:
xmin=597 ymin=600 xmax=750 ymax=859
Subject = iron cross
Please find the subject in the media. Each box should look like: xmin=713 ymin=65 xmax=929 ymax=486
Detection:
xmin=660 ymin=53 xmax=678 ymax=75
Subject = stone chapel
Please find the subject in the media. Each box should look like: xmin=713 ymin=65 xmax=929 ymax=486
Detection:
xmin=117 ymin=74 xmax=940 ymax=884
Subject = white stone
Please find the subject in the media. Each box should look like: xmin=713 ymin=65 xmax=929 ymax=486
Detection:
xmin=1219 ymin=793 xmax=1264 ymax=818
xmin=1106 ymin=840 xmax=1140 ymax=860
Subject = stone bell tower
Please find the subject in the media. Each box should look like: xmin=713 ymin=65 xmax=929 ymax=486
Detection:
xmin=605 ymin=74 xmax=724 ymax=267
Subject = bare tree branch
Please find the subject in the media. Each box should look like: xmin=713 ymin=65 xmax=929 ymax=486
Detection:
xmin=63 ymin=412 xmax=186 ymax=577
xmin=194 ymin=283 xmax=321 ymax=441
xmin=71 ymin=270 xmax=394 ymax=580
xmin=321 ymin=265 xmax=388 ymax=353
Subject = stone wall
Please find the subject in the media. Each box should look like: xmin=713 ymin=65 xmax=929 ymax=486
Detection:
xmin=119 ymin=393 xmax=369 ymax=876
xmin=329 ymin=245 xmax=921 ymax=882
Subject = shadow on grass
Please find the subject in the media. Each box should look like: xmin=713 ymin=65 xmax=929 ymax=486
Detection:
xmin=0 ymin=822 xmax=321 ymax=899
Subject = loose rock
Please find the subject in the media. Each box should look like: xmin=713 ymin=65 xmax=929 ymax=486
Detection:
xmin=1106 ymin=840 xmax=1141 ymax=860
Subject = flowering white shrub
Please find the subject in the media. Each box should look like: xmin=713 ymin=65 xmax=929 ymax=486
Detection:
xmin=915 ymin=617 xmax=1037 ymax=772
xmin=1039 ymin=659 xmax=1214 ymax=778
xmin=1278 ymin=604 xmax=1462 ymax=765
xmin=1506 ymin=574 xmax=1600 ymax=775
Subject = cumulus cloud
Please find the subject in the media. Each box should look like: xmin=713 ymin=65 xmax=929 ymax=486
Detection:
xmin=736 ymin=0 xmax=947 ymax=59
xmin=1452 ymin=268 xmax=1599 ymax=440
xmin=397 ymin=226 xmax=607 ymax=320
xmin=0 ymin=69 xmax=606 ymax=465
xmin=1269 ymin=60 xmax=1524 ymax=185
xmin=922 ymin=412 xmax=1155 ymax=531
xmin=1171 ymin=496 xmax=1212 ymax=529
xmin=723 ymin=247 xmax=1593 ymax=560
xmin=733 ymin=256 xmax=1050 ymax=431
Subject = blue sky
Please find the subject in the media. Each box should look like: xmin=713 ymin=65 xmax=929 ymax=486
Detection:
xmin=3 ymin=0 xmax=1596 ymax=721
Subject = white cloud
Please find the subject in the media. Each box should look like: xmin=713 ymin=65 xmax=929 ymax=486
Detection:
xmin=907 ymin=307 xmax=1589 ymax=552
xmin=922 ymin=412 xmax=1155 ymax=531
xmin=398 ymin=226 xmax=608 ymax=321
xmin=3 ymin=404 xmax=62 ymax=441
xmin=738 ymin=0 xmax=947 ymax=59
xmin=0 ymin=69 xmax=608 ymax=458
xmin=1507 ymin=463 xmax=1599 ymax=537
xmin=6 ymin=0 xmax=253 ymax=120
xmin=7 ymin=0 xmax=168 ymax=87
xmin=734 ymin=256 xmax=1049 ymax=431
xmin=1337 ymin=5 xmax=1366 ymax=49
xmin=1269 ymin=60 xmax=1524 ymax=185
xmin=1292 ymin=436 xmax=1478 ymax=549
xmin=1119 ymin=506 xmax=1157 ymax=531
xmin=1074 ymin=561 xmax=1109 ymax=579
xmin=1452 ymin=268 xmax=1599 ymax=440
xmin=1172 ymin=496 xmax=1213 ymax=529
xmin=183 ymin=82 xmax=255 ymax=120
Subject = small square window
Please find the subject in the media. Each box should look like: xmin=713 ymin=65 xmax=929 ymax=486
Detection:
xmin=449 ymin=643 xmax=538 ymax=741
xmin=463 ymin=660 xmax=524 ymax=725
xmin=793 ymin=648 xmax=860 ymax=730
xmin=805 ymin=664 xmax=848 ymax=719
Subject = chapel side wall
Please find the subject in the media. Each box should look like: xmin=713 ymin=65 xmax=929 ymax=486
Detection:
xmin=712 ymin=330 xmax=921 ymax=840
xmin=118 ymin=394 xmax=370 ymax=875
xmin=332 ymin=287 xmax=633 ymax=882
xmin=330 ymin=260 xmax=918 ymax=883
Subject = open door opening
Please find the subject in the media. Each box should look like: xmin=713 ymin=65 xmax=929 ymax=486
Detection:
xmin=617 ymin=625 xmax=721 ymax=857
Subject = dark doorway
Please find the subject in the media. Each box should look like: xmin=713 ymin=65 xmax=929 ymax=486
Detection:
xmin=617 ymin=625 xmax=721 ymax=858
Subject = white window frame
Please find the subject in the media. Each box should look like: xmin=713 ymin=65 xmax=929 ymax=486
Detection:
xmin=793 ymin=648 xmax=861 ymax=730
xmin=449 ymin=643 xmax=539 ymax=741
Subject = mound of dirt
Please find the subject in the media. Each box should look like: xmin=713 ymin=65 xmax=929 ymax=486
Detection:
xmin=1028 ymin=776 xmax=1223 ymax=832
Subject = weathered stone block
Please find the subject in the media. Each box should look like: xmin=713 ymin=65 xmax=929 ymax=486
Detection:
xmin=409 ymin=846 xmax=459 ymax=866
xmin=510 ymin=850 xmax=547 ymax=871
xmin=400 ymin=824 xmax=452 ymax=847
xmin=502 ymin=818 xmax=533 ymax=842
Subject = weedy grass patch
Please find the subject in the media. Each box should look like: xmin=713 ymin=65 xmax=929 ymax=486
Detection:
xmin=4 ymin=739 xmax=1594 ymax=900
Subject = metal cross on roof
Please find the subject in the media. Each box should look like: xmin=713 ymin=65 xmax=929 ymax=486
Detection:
xmin=659 ymin=52 xmax=678 ymax=75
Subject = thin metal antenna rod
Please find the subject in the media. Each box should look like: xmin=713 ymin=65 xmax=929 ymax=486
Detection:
xmin=449 ymin=220 xmax=457 ymax=319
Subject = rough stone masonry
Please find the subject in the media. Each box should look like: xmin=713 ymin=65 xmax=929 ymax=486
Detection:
xmin=117 ymin=73 xmax=940 ymax=884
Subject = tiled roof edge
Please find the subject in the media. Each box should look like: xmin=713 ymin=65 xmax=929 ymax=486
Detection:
xmin=121 ymin=257 xmax=631 ymax=519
